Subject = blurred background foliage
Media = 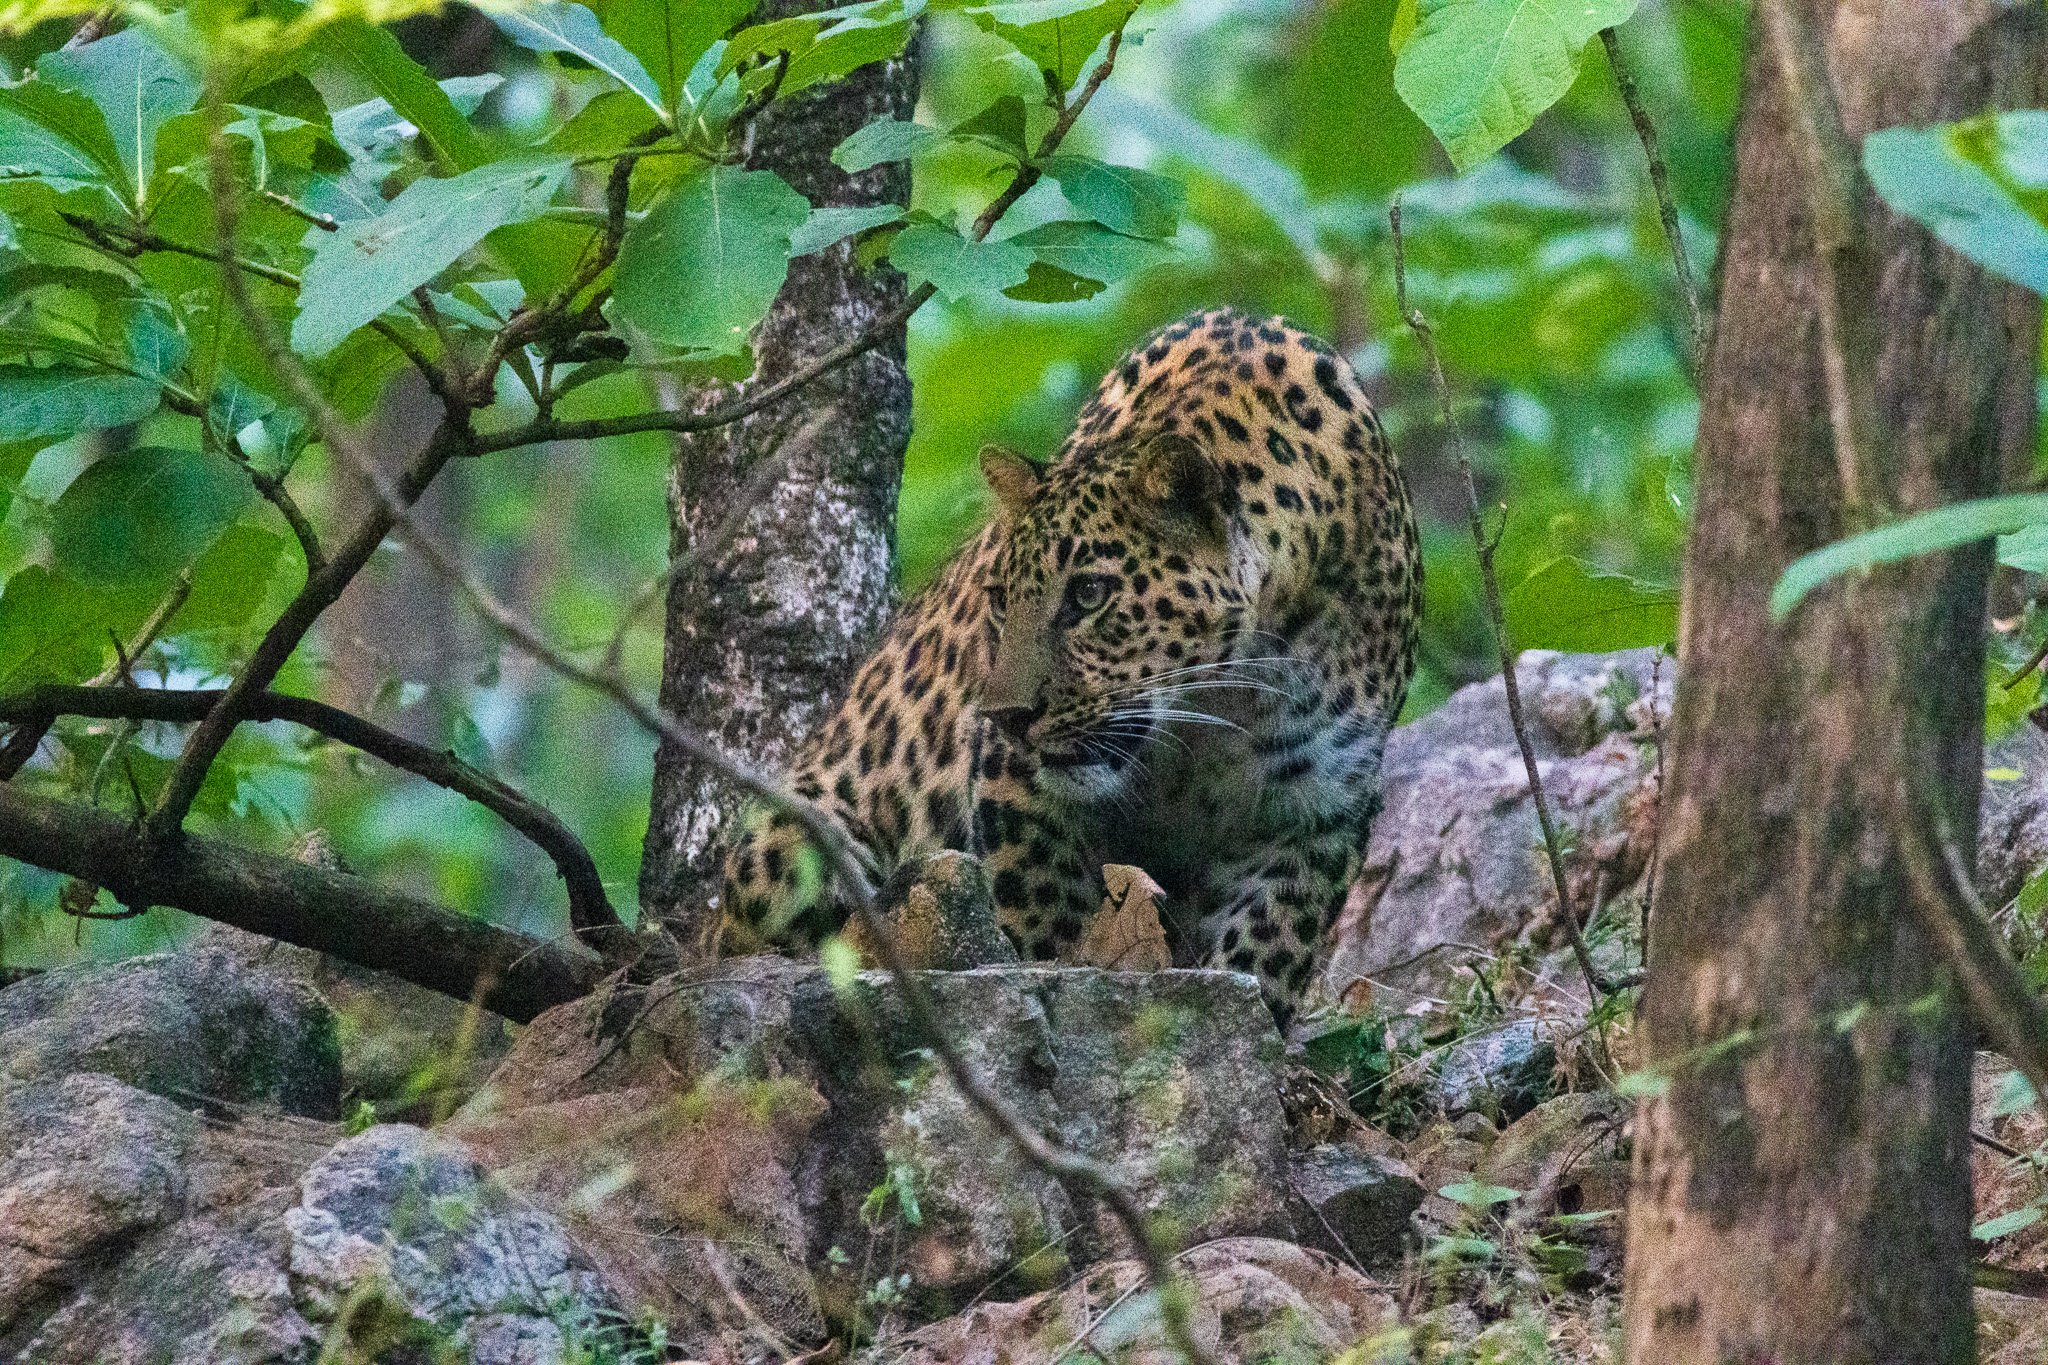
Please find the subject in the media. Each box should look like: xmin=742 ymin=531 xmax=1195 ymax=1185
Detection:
xmin=1 ymin=0 xmax=1739 ymax=967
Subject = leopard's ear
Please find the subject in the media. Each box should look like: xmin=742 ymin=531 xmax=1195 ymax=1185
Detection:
xmin=980 ymin=445 xmax=1042 ymax=518
xmin=1132 ymin=432 xmax=1228 ymax=542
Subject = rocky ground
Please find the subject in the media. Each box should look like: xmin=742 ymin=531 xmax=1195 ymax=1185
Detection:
xmin=4 ymin=650 xmax=2047 ymax=1363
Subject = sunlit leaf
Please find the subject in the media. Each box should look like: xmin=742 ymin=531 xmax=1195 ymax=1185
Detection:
xmin=0 ymin=566 xmax=145 ymax=690
xmin=963 ymin=0 xmax=1137 ymax=92
xmin=720 ymin=0 xmax=925 ymax=96
xmin=49 ymin=445 xmax=251 ymax=588
xmin=612 ymin=164 xmax=808 ymax=354
xmin=1504 ymin=556 xmax=1676 ymax=651
xmin=1772 ymin=493 xmax=2048 ymax=618
xmin=888 ymin=221 xmax=1033 ymax=301
xmin=0 ymin=365 xmax=159 ymax=440
xmin=0 ymin=78 xmax=125 ymax=194
xmin=312 ymin=20 xmax=491 ymax=173
xmin=591 ymin=0 xmax=749 ymax=112
xmin=1393 ymin=0 xmax=1640 ymax=171
xmin=832 ymin=118 xmax=937 ymax=172
xmin=293 ymin=158 xmax=572 ymax=356
xmin=491 ymin=2 xmax=665 ymax=117
xmin=789 ymin=203 xmax=904 ymax=257
xmin=39 ymin=27 xmax=199 ymax=210
xmin=1042 ymin=154 xmax=1182 ymax=239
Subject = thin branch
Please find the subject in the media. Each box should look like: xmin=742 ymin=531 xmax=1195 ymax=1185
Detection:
xmin=0 ymin=781 xmax=602 ymax=1021
xmin=0 ymin=684 xmax=627 ymax=950
xmin=1390 ymin=196 xmax=1611 ymax=1004
xmin=201 ymin=419 xmax=326 ymax=575
xmin=1600 ymin=27 xmax=1707 ymax=377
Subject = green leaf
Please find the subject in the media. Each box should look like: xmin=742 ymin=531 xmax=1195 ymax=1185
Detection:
xmin=176 ymin=523 xmax=290 ymax=633
xmin=951 ymin=95 xmax=1029 ymax=160
xmin=49 ymin=445 xmax=251 ymax=588
xmin=720 ymin=0 xmax=925 ymax=96
xmin=963 ymin=0 xmax=1137 ymax=92
xmin=1771 ymin=493 xmax=2048 ymax=619
xmin=292 ymin=159 xmax=572 ymax=357
xmin=888 ymin=221 xmax=1033 ymax=301
xmin=1865 ymin=115 xmax=2048 ymax=296
xmin=122 ymin=304 xmax=188 ymax=380
xmin=1042 ymin=154 xmax=1182 ymax=239
xmin=613 ymin=165 xmax=808 ymax=354
xmin=0 ymin=78 xmax=125 ymax=193
xmin=313 ymin=21 xmax=492 ymax=173
xmin=830 ymin=117 xmax=937 ymax=172
xmin=592 ymin=0 xmax=750 ymax=113
xmin=1393 ymin=0 xmax=1641 ymax=171
xmin=1992 ymin=1066 xmax=2039 ymax=1119
xmin=1389 ymin=0 xmax=1418 ymax=52
xmin=491 ymin=2 xmax=666 ymax=117
xmin=1002 ymin=260 xmax=1103 ymax=302
xmin=38 ymin=27 xmax=199 ymax=209
xmin=0 ymin=566 xmax=145 ymax=690
xmin=789 ymin=203 xmax=903 ymax=257
xmin=450 ymin=711 xmax=494 ymax=773
xmin=1438 ymin=1181 xmax=1519 ymax=1208
xmin=1503 ymin=556 xmax=1677 ymax=651
xmin=1002 ymin=218 xmax=1167 ymax=283
xmin=1973 ymin=1205 xmax=2044 ymax=1243
xmin=0 ymin=365 xmax=159 ymax=439
xmin=1423 ymin=1235 xmax=1498 ymax=1261
xmin=1999 ymin=523 xmax=2048 ymax=573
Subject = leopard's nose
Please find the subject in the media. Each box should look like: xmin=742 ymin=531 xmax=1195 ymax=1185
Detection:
xmin=982 ymin=704 xmax=1041 ymax=741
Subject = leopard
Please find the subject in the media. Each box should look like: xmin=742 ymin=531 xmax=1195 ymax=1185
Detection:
xmin=719 ymin=306 xmax=1422 ymax=1025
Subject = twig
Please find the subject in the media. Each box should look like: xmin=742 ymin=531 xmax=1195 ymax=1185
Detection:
xmin=1600 ymin=27 xmax=1706 ymax=377
xmin=261 ymin=189 xmax=338 ymax=232
xmin=1389 ymin=196 xmax=1611 ymax=1004
xmin=62 ymin=5 xmax=114 ymax=48
xmin=0 ymin=684 xmax=626 ymax=949
xmin=2004 ymin=633 xmax=2048 ymax=691
xmin=1974 ymin=1128 xmax=2026 ymax=1161
xmin=203 ymin=420 xmax=326 ymax=574
xmin=1641 ymin=651 xmax=1665 ymax=966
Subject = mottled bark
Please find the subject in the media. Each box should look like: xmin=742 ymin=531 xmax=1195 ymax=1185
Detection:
xmin=1621 ymin=6 xmax=2045 ymax=1364
xmin=638 ymin=8 xmax=917 ymax=949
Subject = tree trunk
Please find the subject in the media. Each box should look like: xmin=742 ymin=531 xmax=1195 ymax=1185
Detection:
xmin=1622 ymin=5 xmax=2044 ymax=1363
xmin=637 ymin=8 xmax=918 ymax=951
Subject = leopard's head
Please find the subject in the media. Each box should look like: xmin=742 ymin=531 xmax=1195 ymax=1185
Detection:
xmin=976 ymin=433 xmax=1258 ymax=800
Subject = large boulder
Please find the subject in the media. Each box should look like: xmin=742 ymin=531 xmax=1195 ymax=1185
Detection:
xmin=0 ymin=936 xmax=340 ymax=1117
xmin=456 ymin=957 xmax=1292 ymax=1339
xmin=1324 ymin=650 xmax=1669 ymax=1011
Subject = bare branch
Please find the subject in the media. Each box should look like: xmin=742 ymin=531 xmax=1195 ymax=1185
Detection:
xmin=1600 ymin=27 xmax=1707 ymax=377
xmin=0 ymin=684 xmax=627 ymax=951
xmin=1391 ymin=196 xmax=1611 ymax=1004
xmin=0 ymin=782 xmax=602 ymax=1020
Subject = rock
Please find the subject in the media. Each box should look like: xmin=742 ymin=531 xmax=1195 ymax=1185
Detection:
xmin=865 ymin=1236 xmax=1398 ymax=1365
xmin=1325 ymin=650 xmax=1669 ymax=1011
xmin=1429 ymin=1019 xmax=1557 ymax=1122
xmin=458 ymin=957 xmax=1290 ymax=1335
xmin=850 ymin=850 xmax=1019 ymax=970
xmin=0 ymin=1074 xmax=196 ymax=1327
xmin=0 ymin=937 xmax=340 ymax=1117
xmin=285 ymin=1125 xmax=621 ymax=1363
xmin=1287 ymin=1143 xmax=1424 ymax=1267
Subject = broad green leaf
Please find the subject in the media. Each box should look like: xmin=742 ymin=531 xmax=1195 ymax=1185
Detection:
xmin=1439 ymin=1181 xmax=1519 ymax=1208
xmin=832 ymin=118 xmax=937 ymax=172
xmin=591 ymin=0 xmax=749 ymax=112
xmin=293 ymin=159 xmax=572 ymax=356
xmin=1389 ymin=0 xmax=1418 ymax=52
xmin=50 ymin=445 xmax=251 ymax=588
xmin=887 ymin=221 xmax=1032 ymax=301
xmin=176 ymin=523 xmax=291 ymax=631
xmin=329 ymin=74 xmax=502 ymax=168
xmin=0 ymin=566 xmax=146 ymax=690
xmin=1973 ymin=1205 xmax=2044 ymax=1242
xmin=1771 ymin=493 xmax=2048 ymax=618
xmin=963 ymin=0 xmax=1137 ymax=92
xmin=313 ymin=21 xmax=491 ymax=173
xmin=1992 ymin=1066 xmax=2039 ymax=1118
xmin=39 ymin=27 xmax=199 ymax=210
xmin=543 ymin=88 xmax=664 ymax=155
xmin=612 ymin=165 xmax=808 ymax=354
xmin=2001 ymin=523 xmax=2048 ymax=572
xmin=0 ymin=365 xmax=159 ymax=440
xmin=719 ymin=0 xmax=925 ymax=95
xmin=450 ymin=711 xmax=494 ymax=772
xmin=1042 ymin=154 xmax=1182 ymax=239
xmin=790 ymin=203 xmax=904 ymax=257
xmin=1865 ymin=115 xmax=2048 ymax=296
xmin=122 ymin=304 xmax=188 ymax=379
xmin=0 ymin=79 xmax=125 ymax=193
xmin=1002 ymin=261 xmax=1103 ymax=302
xmin=491 ymin=2 xmax=666 ymax=117
xmin=1503 ymin=556 xmax=1676 ymax=651
xmin=1393 ymin=0 xmax=1640 ymax=171
xmin=1002 ymin=218 xmax=1168 ymax=283
xmin=1423 ymin=1236 xmax=1498 ymax=1261
xmin=951 ymin=95 xmax=1029 ymax=160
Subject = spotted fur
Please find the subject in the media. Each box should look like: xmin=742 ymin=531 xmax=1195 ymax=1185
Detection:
xmin=720 ymin=307 xmax=1422 ymax=1023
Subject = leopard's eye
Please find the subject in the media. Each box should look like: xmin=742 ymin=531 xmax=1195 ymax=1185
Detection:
xmin=1066 ymin=575 xmax=1111 ymax=614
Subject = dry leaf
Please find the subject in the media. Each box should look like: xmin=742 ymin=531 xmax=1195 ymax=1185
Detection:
xmin=1065 ymin=864 xmax=1172 ymax=971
